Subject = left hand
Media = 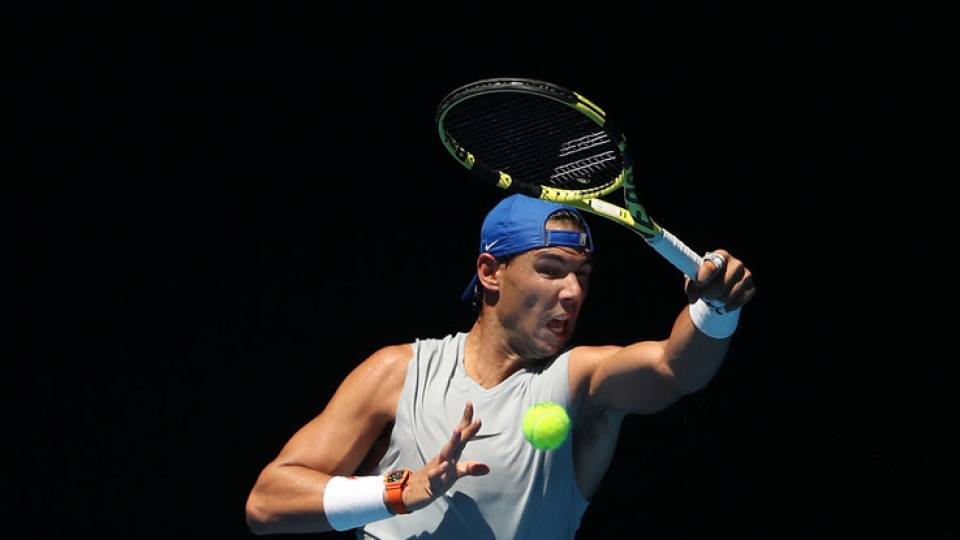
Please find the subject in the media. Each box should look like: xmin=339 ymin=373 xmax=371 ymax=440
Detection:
xmin=401 ymin=402 xmax=489 ymax=513
xmin=685 ymin=249 xmax=756 ymax=312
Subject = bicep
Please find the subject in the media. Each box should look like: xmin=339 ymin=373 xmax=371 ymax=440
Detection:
xmin=274 ymin=344 xmax=411 ymax=476
xmin=579 ymin=341 xmax=685 ymax=415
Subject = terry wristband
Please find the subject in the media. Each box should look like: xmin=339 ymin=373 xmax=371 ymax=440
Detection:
xmin=689 ymin=299 xmax=740 ymax=339
xmin=323 ymin=475 xmax=392 ymax=531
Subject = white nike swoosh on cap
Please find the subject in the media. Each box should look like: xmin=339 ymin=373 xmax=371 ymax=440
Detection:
xmin=484 ymin=239 xmax=500 ymax=251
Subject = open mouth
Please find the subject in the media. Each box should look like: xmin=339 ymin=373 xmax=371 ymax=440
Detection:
xmin=547 ymin=317 xmax=567 ymax=335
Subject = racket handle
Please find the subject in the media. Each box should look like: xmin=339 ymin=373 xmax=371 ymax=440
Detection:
xmin=646 ymin=228 xmax=703 ymax=280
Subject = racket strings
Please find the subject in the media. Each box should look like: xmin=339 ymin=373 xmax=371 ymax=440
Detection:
xmin=557 ymin=132 xmax=612 ymax=157
xmin=443 ymin=93 xmax=623 ymax=190
xmin=450 ymin=98 xmax=571 ymax=173
xmin=550 ymin=151 xmax=619 ymax=184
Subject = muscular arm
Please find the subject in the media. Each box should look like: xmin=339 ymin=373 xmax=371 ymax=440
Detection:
xmin=579 ymin=308 xmax=730 ymax=415
xmin=576 ymin=250 xmax=755 ymax=415
xmin=245 ymin=344 xmax=411 ymax=534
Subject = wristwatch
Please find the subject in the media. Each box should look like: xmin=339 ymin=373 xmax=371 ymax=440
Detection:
xmin=383 ymin=468 xmax=412 ymax=514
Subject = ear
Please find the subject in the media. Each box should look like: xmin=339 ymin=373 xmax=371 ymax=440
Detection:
xmin=476 ymin=253 xmax=501 ymax=294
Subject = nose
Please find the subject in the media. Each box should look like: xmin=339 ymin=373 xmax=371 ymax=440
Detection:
xmin=558 ymin=272 xmax=585 ymax=304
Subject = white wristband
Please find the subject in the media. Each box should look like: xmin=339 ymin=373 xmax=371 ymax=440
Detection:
xmin=323 ymin=475 xmax=392 ymax=531
xmin=689 ymin=299 xmax=741 ymax=339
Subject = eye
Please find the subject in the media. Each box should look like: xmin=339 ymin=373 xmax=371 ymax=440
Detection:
xmin=538 ymin=265 xmax=565 ymax=278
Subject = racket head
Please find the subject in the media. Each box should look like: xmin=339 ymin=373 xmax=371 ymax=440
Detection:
xmin=435 ymin=78 xmax=634 ymax=202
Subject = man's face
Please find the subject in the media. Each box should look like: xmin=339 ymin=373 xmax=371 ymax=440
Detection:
xmin=494 ymin=223 xmax=593 ymax=359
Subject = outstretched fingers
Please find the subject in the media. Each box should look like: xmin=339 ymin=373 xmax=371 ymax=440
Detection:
xmin=436 ymin=402 xmax=476 ymax=465
xmin=452 ymin=402 xmax=483 ymax=450
xmin=416 ymin=403 xmax=491 ymax=506
xmin=437 ymin=428 xmax=462 ymax=464
xmin=441 ymin=402 xmax=488 ymax=477
xmin=458 ymin=401 xmax=474 ymax=429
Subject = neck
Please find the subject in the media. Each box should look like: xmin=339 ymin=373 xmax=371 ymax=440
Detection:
xmin=464 ymin=318 xmax=527 ymax=389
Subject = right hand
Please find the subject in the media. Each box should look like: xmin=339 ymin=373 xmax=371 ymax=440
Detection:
xmin=401 ymin=401 xmax=490 ymax=512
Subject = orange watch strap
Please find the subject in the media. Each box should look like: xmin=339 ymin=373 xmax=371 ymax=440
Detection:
xmin=384 ymin=469 xmax=411 ymax=514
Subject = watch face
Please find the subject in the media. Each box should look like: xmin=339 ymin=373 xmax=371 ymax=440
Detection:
xmin=386 ymin=470 xmax=406 ymax=483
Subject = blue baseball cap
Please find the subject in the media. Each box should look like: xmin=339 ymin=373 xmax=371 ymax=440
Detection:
xmin=461 ymin=194 xmax=594 ymax=302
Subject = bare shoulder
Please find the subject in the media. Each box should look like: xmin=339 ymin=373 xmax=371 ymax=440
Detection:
xmin=340 ymin=343 xmax=413 ymax=417
xmin=353 ymin=344 xmax=413 ymax=386
xmin=569 ymin=344 xmax=623 ymax=364
xmin=567 ymin=340 xmax=672 ymax=413
xmin=271 ymin=343 xmax=413 ymax=474
xmin=567 ymin=345 xmax=623 ymax=397
xmin=358 ymin=343 xmax=413 ymax=369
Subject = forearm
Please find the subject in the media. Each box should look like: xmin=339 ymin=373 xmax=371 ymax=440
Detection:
xmin=246 ymin=464 xmax=338 ymax=534
xmin=661 ymin=305 xmax=733 ymax=394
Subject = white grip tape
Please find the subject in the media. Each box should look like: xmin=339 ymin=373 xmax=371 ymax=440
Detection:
xmin=646 ymin=228 xmax=702 ymax=279
xmin=323 ymin=475 xmax=391 ymax=531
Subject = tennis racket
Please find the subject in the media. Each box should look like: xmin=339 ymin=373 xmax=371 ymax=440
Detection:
xmin=436 ymin=77 xmax=706 ymax=280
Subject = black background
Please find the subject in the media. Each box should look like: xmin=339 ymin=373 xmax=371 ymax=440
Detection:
xmin=14 ymin=6 xmax=955 ymax=539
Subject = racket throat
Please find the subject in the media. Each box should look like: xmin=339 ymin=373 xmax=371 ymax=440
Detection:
xmin=583 ymin=198 xmax=660 ymax=239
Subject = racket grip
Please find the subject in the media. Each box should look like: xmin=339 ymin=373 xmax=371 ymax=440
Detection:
xmin=646 ymin=228 xmax=703 ymax=280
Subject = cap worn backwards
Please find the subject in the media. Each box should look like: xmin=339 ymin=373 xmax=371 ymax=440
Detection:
xmin=460 ymin=194 xmax=594 ymax=302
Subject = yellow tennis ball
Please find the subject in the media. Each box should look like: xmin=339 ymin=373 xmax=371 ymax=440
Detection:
xmin=522 ymin=401 xmax=571 ymax=450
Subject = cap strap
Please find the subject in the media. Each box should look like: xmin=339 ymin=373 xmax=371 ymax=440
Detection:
xmin=544 ymin=230 xmax=590 ymax=249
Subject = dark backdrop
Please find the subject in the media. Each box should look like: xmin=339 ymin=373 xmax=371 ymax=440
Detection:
xmin=15 ymin=6 xmax=954 ymax=539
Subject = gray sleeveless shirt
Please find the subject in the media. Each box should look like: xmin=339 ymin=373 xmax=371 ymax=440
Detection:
xmin=360 ymin=332 xmax=590 ymax=539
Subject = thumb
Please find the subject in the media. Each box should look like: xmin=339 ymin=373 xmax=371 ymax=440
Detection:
xmin=457 ymin=461 xmax=490 ymax=477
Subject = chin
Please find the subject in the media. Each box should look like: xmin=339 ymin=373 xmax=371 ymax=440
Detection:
xmin=533 ymin=331 xmax=570 ymax=357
